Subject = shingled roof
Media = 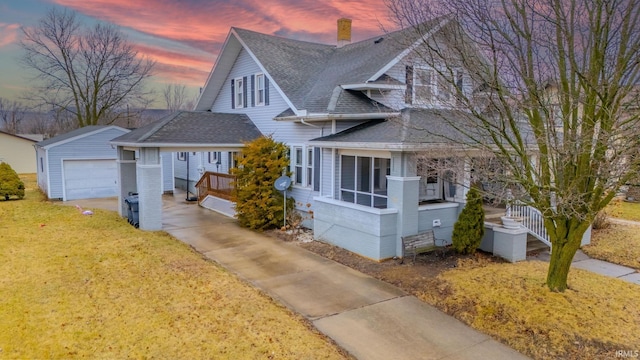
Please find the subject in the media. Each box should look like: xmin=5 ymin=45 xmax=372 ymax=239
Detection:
xmin=309 ymin=109 xmax=479 ymax=149
xmin=198 ymin=17 xmax=447 ymax=117
xmin=110 ymin=111 xmax=262 ymax=147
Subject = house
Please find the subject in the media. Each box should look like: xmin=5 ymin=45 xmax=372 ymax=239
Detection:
xmin=111 ymin=17 xmax=503 ymax=260
xmin=35 ymin=125 xmax=175 ymax=201
xmin=0 ymin=131 xmax=38 ymax=174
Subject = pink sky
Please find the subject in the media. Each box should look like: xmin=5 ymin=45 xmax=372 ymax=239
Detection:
xmin=0 ymin=0 xmax=394 ymax=106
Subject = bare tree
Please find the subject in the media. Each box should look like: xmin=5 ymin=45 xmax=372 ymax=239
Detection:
xmin=0 ymin=98 xmax=26 ymax=134
xmin=386 ymin=0 xmax=640 ymax=291
xmin=162 ymin=84 xmax=189 ymax=112
xmin=20 ymin=8 xmax=155 ymax=128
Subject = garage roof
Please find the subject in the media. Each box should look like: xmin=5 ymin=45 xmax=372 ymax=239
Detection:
xmin=110 ymin=111 xmax=262 ymax=148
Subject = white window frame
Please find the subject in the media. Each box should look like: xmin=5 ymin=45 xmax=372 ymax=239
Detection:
xmin=208 ymin=151 xmax=221 ymax=164
xmin=339 ymin=154 xmax=390 ymax=208
xmin=413 ymin=66 xmax=464 ymax=105
xmin=177 ymin=152 xmax=186 ymax=161
xmin=292 ymin=146 xmax=304 ymax=185
xmin=255 ymin=73 xmax=265 ymax=106
xmin=417 ymin=158 xmax=458 ymax=202
xmin=413 ymin=67 xmax=435 ymax=105
xmin=234 ymin=77 xmax=244 ymax=108
xmin=305 ymin=147 xmax=314 ymax=187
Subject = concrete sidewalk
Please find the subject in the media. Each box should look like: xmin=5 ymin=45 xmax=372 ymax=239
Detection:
xmin=67 ymin=194 xmax=529 ymax=359
xmin=531 ymin=249 xmax=640 ymax=285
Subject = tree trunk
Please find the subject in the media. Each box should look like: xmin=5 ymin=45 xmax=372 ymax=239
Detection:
xmin=546 ymin=230 xmax=583 ymax=292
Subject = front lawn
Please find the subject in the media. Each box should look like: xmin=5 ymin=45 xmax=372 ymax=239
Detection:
xmin=418 ymin=258 xmax=640 ymax=359
xmin=0 ymin=175 xmax=347 ymax=359
xmin=583 ymin=224 xmax=640 ymax=270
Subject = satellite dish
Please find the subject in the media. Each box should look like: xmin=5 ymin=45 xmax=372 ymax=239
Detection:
xmin=274 ymin=176 xmax=292 ymax=191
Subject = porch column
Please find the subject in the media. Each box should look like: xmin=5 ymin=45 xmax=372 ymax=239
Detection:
xmin=388 ymin=152 xmax=420 ymax=257
xmin=137 ymin=147 xmax=163 ymax=230
xmin=116 ymin=146 xmax=137 ymax=217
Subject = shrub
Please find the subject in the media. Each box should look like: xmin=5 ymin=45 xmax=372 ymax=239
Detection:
xmin=452 ymin=186 xmax=485 ymax=254
xmin=0 ymin=162 xmax=25 ymax=200
xmin=231 ymin=136 xmax=294 ymax=231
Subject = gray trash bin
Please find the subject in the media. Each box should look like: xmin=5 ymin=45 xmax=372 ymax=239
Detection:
xmin=125 ymin=194 xmax=139 ymax=228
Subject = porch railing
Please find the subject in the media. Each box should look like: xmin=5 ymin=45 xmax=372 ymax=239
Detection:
xmin=195 ymin=171 xmax=236 ymax=202
xmin=509 ymin=201 xmax=552 ymax=249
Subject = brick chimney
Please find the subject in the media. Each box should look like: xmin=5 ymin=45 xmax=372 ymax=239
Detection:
xmin=337 ymin=18 xmax=352 ymax=48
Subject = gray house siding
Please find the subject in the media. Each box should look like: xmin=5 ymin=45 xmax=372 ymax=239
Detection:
xmin=417 ymin=203 xmax=462 ymax=245
xmin=314 ymin=197 xmax=398 ymax=260
xmin=44 ymin=127 xmax=128 ymax=200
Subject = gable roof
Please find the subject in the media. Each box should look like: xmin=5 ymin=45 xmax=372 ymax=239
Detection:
xmin=0 ymin=131 xmax=38 ymax=144
xmin=195 ymin=17 xmax=449 ymax=118
xmin=35 ymin=125 xmax=129 ymax=149
xmin=110 ymin=111 xmax=262 ymax=148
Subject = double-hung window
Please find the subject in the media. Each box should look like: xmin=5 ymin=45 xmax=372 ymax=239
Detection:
xmin=208 ymin=152 xmax=221 ymax=164
xmin=177 ymin=152 xmax=187 ymax=161
xmin=414 ymin=67 xmax=435 ymax=105
xmin=255 ymin=73 xmax=265 ymax=106
xmin=340 ymin=155 xmax=390 ymax=208
xmin=293 ymin=146 xmax=303 ymax=185
xmin=234 ymin=77 xmax=244 ymax=108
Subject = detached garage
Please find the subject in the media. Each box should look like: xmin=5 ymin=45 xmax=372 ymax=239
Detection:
xmin=35 ymin=126 xmax=130 ymax=201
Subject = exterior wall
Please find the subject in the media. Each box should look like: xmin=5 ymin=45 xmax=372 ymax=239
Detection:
xmin=417 ymin=202 xmax=462 ymax=245
xmin=0 ymin=134 xmax=36 ymax=174
xmin=160 ymin=152 xmax=174 ymax=193
xmin=36 ymin=147 xmax=48 ymax=194
xmin=42 ymin=128 xmax=128 ymax=200
xmin=173 ymin=151 xmax=200 ymax=194
xmin=313 ymin=197 xmax=398 ymax=260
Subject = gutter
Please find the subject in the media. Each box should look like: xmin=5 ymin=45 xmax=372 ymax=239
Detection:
xmin=275 ymin=112 xmax=400 ymax=122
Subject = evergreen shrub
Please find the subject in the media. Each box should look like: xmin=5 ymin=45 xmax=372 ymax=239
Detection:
xmin=232 ymin=136 xmax=294 ymax=231
xmin=0 ymin=162 xmax=25 ymax=200
xmin=452 ymin=186 xmax=485 ymax=254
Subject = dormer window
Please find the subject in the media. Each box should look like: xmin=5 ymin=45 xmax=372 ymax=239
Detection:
xmin=408 ymin=66 xmax=465 ymax=106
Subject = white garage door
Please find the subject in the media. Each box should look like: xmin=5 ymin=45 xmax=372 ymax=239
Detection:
xmin=63 ymin=159 xmax=118 ymax=200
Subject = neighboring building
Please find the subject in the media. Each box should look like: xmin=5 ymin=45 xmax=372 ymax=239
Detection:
xmin=36 ymin=125 xmax=175 ymax=201
xmin=0 ymin=131 xmax=38 ymax=174
xmin=111 ymin=17 xmax=512 ymax=259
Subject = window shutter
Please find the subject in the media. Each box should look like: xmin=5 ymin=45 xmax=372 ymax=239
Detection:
xmin=251 ymin=74 xmax=255 ymax=107
xmin=231 ymin=79 xmax=235 ymax=109
xmin=243 ymin=76 xmax=248 ymax=108
xmin=405 ymin=65 xmax=413 ymax=104
xmin=313 ymin=147 xmax=321 ymax=191
xmin=265 ymin=76 xmax=270 ymax=105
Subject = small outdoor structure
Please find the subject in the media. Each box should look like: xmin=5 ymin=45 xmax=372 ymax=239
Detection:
xmin=35 ymin=126 xmax=131 ymax=201
xmin=0 ymin=131 xmax=38 ymax=174
xmin=35 ymin=125 xmax=175 ymax=201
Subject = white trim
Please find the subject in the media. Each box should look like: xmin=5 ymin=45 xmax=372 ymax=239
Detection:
xmin=254 ymin=72 xmax=265 ymax=106
xmin=233 ymin=76 xmax=244 ymax=108
xmin=387 ymin=175 xmax=421 ymax=181
xmin=40 ymin=126 xmax=129 ymax=150
xmin=418 ymin=202 xmax=459 ymax=211
xmin=314 ymin=196 xmax=398 ymax=215
xmin=275 ymin=112 xmax=399 ymax=122
xmin=339 ymin=149 xmax=391 ymax=158
xmin=341 ymin=83 xmax=406 ymax=91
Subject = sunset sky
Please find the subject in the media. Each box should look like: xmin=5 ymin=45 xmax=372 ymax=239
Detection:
xmin=0 ymin=0 xmax=394 ymax=108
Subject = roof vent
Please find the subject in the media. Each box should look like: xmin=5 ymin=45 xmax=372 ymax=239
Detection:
xmin=374 ymin=37 xmax=384 ymax=44
xmin=337 ymin=18 xmax=352 ymax=48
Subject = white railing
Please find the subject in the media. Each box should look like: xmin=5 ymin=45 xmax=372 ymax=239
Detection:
xmin=508 ymin=202 xmax=552 ymax=249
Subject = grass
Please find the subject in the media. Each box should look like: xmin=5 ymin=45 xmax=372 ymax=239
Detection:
xmin=613 ymin=200 xmax=640 ymax=222
xmin=0 ymin=175 xmax=347 ymax=359
xmin=418 ymin=257 xmax=640 ymax=359
xmin=583 ymin=225 xmax=640 ymax=270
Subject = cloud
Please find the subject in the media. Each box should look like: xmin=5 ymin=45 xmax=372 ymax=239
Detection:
xmin=50 ymin=0 xmax=395 ymax=88
xmin=0 ymin=23 xmax=20 ymax=48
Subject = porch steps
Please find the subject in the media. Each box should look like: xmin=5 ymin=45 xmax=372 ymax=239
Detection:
xmin=526 ymin=234 xmax=550 ymax=255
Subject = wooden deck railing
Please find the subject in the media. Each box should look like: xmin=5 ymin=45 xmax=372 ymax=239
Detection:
xmin=195 ymin=171 xmax=236 ymax=202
